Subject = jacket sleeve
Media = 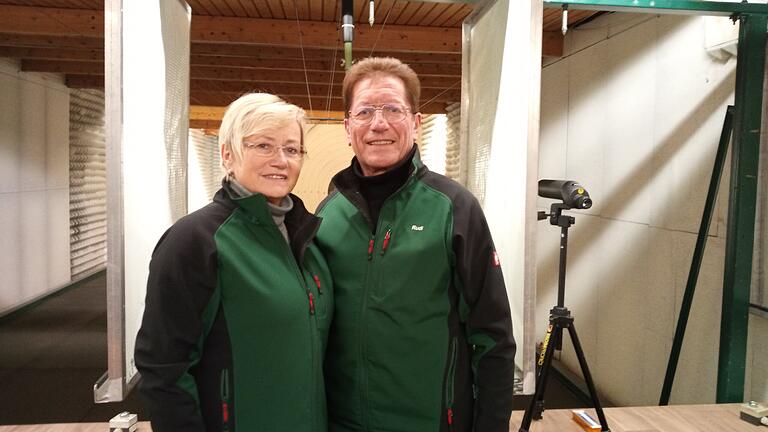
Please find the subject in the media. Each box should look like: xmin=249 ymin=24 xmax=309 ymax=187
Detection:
xmin=451 ymin=192 xmax=516 ymax=432
xmin=134 ymin=219 xmax=219 ymax=432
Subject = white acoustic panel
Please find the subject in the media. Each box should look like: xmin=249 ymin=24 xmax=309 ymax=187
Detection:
xmin=69 ymin=89 xmax=106 ymax=279
xmin=462 ymin=0 xmax=541 ymax=394
xmin=188 ymin=129 xmax=221 ymax=212
xmin=444 ymin=102 xmax=461 ymax=181
xmin=100 ymin=0 xmax=191 ymax=402
xmin=292 ymin=123 xmax=354 ymax=212
xmin=420 ymin=114 xmax=447 ymax=175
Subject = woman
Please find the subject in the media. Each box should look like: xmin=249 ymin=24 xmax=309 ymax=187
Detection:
xmin=135 ymin=93 xmax=332 ymax=432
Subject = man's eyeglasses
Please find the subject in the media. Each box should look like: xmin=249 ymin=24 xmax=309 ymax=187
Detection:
xmin=348 ymin=104 xmax=410 ymax=125
xmin=243 ymin=142 xmax=306 ymax=160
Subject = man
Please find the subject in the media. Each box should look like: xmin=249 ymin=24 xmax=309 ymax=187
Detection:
xmin=316 ymin=57 xmax=515 ymax=432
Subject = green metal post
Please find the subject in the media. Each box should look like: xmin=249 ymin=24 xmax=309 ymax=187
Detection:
xmin=660 ymin=106 xmax=734 ymax=406
xmin=717 ymin=13 xmax=767 ymax=403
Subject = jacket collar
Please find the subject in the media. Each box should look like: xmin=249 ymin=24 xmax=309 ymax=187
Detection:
xmin=215 ymin=179 xmax=321 ymax=264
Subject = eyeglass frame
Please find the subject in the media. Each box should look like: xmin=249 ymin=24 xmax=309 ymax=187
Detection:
xmin=347 ymin=103 xmax=413 ymax=125
xmin=242 ymin=141 xmax=307 ymax=160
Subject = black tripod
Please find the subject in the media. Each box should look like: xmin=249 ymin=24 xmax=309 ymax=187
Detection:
xmin=518 ymin=203 xmax=610 ymax=432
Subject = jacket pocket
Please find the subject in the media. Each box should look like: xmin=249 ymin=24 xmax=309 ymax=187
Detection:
xmin=444 ymin=337 xmax=458 ymax=431
xmin=220 ymin=369 xmax=231 ymax=432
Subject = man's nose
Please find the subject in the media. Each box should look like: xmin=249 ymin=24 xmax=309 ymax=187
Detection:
xmin=370 ymin=110 xmax=389 ymax=129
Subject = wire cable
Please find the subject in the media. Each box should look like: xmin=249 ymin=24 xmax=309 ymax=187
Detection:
xmin=420 ymin=80 xmax=460 ymax=112
xmin=368 ymin=0 xmax=397 ymax=57
xmin=292 ymin=0 xmax=313 ymax=112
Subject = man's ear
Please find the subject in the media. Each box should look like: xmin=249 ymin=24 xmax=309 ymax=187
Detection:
xmin=413 ymin=112 xmax=422 ymax=132
xmin=344 ymin=118 xmax=352 ymax=145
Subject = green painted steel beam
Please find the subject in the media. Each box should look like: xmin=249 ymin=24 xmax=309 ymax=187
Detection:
xmin=543 ymin=0 xmax=768 ymax=16
xmin=717 ymin=13 xmax=767 ymax=403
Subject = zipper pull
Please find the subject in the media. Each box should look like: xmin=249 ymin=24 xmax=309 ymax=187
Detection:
xmin=308 ymin=291 xmax=315 ymax=315
xmin=447 ymin=407 xmax=454 ymax=426
xmin=222 ymin=402 xmax=229 ymax=425
xmin=313 ymin=274 xmax=322 ymax=295
xmin=381 ymin=229 xmax=392 ymax=255
xmin=367 ymin=237 xmax=375 ymax=260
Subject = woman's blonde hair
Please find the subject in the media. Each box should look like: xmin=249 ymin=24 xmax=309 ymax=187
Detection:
xmin=219 ymin=93 xmax=306 ymax=167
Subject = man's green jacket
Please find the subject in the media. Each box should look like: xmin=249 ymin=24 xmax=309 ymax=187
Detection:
xmin=317 ymin=154 xmax=515 ymax=432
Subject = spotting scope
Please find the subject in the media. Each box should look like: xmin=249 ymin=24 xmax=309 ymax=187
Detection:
xmin=538 ymin=179 xmax=592 ymax=210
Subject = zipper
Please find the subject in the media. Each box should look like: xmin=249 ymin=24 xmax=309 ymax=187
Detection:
xmin=367 ymin=236 xmax=375 ymax=260
xmin=220 ymin=369 xmax=230 ymax=432
xmin=445 ymin=338 xmax=458 ymax=431
xmin=380 ymin=228 xmax=392 ymax=255
xmin=313 ymin=274 xmax=322 ymax=295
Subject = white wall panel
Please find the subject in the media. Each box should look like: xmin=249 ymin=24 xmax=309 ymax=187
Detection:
xmin=0 ymin=73 xmax=20 ymax=193
xmin=0 ymin=59 xmax=70 ymax=316
xmin=47 ymin=88 xmax=70 ymax=189
xmin=538 ymin=13 xmax=755 ymax=406
xmin=20 ymin=80 xmax=47 ymax=192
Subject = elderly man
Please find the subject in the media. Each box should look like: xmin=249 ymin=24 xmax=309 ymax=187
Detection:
xmin=316 ymin=57 xmax=515 ymax=432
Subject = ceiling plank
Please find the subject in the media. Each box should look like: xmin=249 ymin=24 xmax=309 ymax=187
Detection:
xmin=0 ymin=33 xmax=103 ymax=49
xmin=0 ymin=46 xmax=102 ymax=61
xmin=0 ymin=34 xmax=460 ymax=64
xmin=542 ymin=31 xmax=564 ymax=57
xmin=0 ymin=4 xmax=461 ymax=53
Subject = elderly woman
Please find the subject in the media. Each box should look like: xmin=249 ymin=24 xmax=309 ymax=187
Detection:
xmin=135 ymin=93 xmax=332 ymax=432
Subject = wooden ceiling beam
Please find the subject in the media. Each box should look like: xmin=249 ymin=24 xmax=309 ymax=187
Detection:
xmin=187 ymin=80 xmax=460 ymax=102
xmin=6 ymin=47 xmax=460 ymax=75
xmin=48 ymin=61 xmax=460 ymax=88
xmin=0 ymin=46 xmax=102 ymax=61
xmin=0 ymin=33 xmax=103 ymax=49
xmin=0 ymin=6 xmax=566 ymax=58
xmin=0 ymin=5 xmax=461 ymax=53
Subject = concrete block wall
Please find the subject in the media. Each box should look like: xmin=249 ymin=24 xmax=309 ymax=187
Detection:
xmin=0 ymin=58 xmax=71 ymax=316
xmin=538 ymin=13 xmax=766 ymax=405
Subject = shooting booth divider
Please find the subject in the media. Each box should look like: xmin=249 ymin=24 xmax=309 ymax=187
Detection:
xmin=96 ymin=0 xmax=191 ymax=402
xmin=461 ymin=0 xmax=542 ymax=395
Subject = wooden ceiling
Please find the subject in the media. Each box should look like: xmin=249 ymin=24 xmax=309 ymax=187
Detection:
xmin=0 ymin=0 xmax=599 ymax=127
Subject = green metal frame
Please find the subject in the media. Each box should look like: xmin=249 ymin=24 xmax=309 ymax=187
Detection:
xmin=717 ymin=13 xmax=767 ymax=403
xmin=660 ymin=106 xmax=733 ymax=406
xmin=541 ymin=0 xmax=768 ymax=404
xmin=543 ymin=0 xmax=768 ymax=15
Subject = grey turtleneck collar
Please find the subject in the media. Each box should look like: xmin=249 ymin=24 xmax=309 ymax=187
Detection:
xmin=227 ymin=177 xmax=293 ymax=244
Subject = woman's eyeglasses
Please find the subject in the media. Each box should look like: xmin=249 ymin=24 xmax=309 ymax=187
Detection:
xmin=243 ymin=142 xmax=305 ymax=160
xmin=348 ymin=104 xmax=410 ymax=125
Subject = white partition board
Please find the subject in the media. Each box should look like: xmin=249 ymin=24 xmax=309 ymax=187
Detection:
xmin=462 ymin=0 xmax=541 ymax=394
xmin=97 ymin=0 xmax=190 ymax=402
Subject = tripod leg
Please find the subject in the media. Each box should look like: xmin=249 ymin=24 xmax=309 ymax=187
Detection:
xmin=519 ymin=324 xmax=561 ymax=432
xmin=566 ymin=323 xmax=611 ymax=432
